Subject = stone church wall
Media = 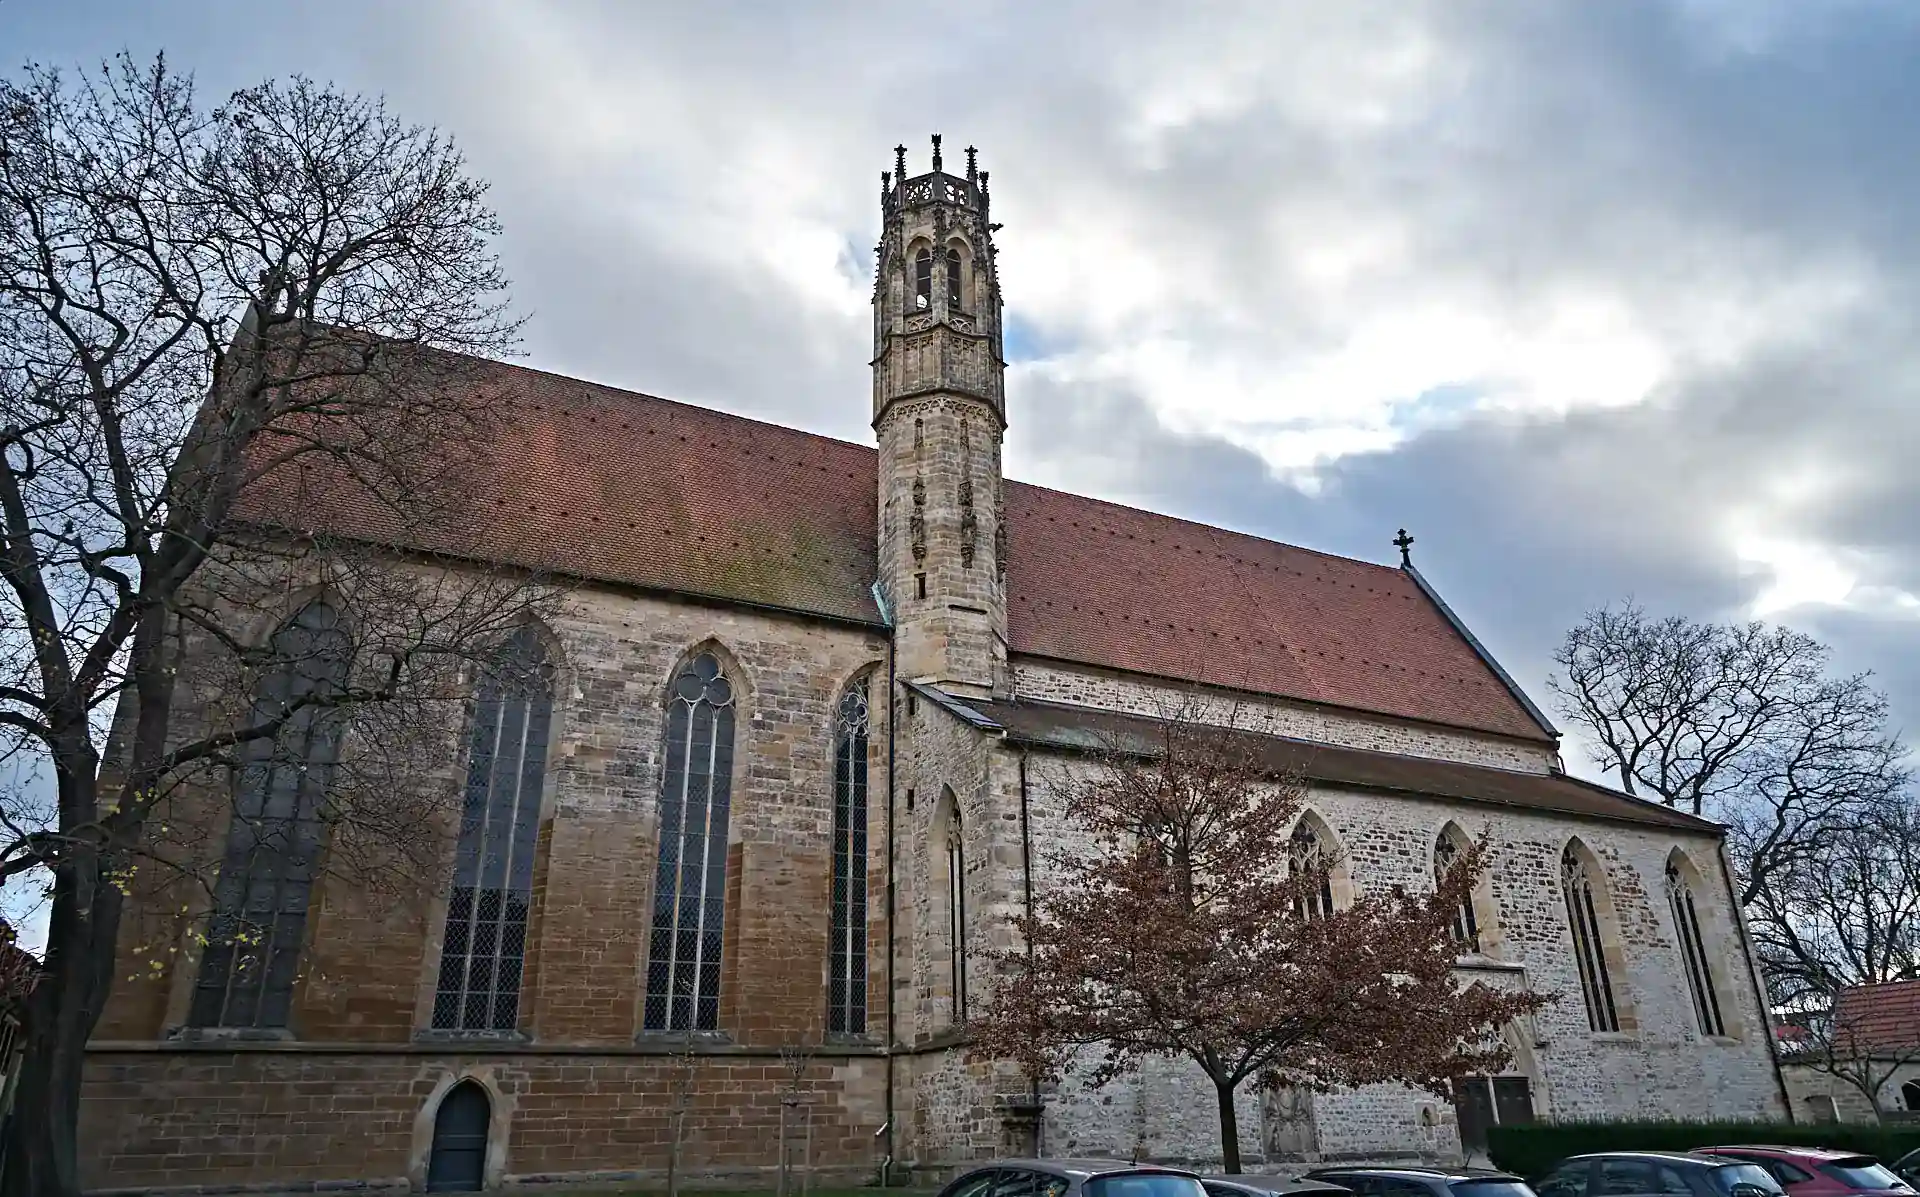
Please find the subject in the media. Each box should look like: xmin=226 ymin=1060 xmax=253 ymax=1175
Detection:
xmin=83 ymin=581 xmax=896 ymax=1192
xmin=916 ymin=750 xmax=1788 ymax=1170
xmin=1012 ymin=659 xmax=1559 ymax=774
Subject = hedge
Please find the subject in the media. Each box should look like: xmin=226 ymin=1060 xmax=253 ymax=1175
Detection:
xmin=1486 ymin=1121 xmax=1920 ymax=1180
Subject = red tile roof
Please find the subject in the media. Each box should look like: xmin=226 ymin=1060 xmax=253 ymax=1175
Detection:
xmin=237 ymin=355 xmax=1556 ymax=744
xmin=1834 ymin=980 xmax=1920 ymax=1052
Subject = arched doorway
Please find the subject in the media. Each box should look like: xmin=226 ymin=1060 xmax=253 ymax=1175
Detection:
xmin=426 ymin=1080 xmax=490 ymax=1192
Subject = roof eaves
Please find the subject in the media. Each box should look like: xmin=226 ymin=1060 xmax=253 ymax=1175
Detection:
xmin=905 ymin=681 xmax=1004 ymax=733
xmin=1402 ymin=561 xmax=1560 ymax=740
xmin=1550 ymin=770 xmax=1726 ymax=835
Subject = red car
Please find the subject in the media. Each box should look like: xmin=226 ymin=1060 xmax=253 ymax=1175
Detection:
xmin=1695 ymin=1148 xmax=1912 ymax=1197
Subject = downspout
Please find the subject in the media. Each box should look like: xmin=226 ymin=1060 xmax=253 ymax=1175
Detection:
xmin=1019 ymin=750 xmax=1041 ymax=1155
xmin=1716 ymin=837 xmax=1793 ymax=1119
xmin=874 ymin=582 xmax=899 ymax=1182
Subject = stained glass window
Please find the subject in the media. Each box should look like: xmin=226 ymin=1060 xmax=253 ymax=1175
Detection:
xmin=431 ymin=626 xmax=554 ymax=1032
xmin=644 ymin=651 xmax=737 ymax=1032
xmin=189 ymin=601 xmax=351 ymax=1029
xmin=1290 ymin=821 xmax=1336 ymax=920
xmin=828 ymin=679 xmax=870 ymax=1035
xmin=1436 ymin=832 xmax=1481 ymax=951
xmin=948 ymin=801 xmax=967 ymax=1023
xmin=1563 ymin=846 xmax=1621 ymax=1032
xmin=1667 ymin=861 xmax=1726 ymax=1037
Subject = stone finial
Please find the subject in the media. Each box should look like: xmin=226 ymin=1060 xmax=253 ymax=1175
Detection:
xmin=894 ymin=144 xmax=908 ymax=178
xmin=931 ymin=133 xmax=943 ymax=173
xmin=1393 ymin=528 xmax=1415 ymax=567
xmin=966 ymin=145 xmax=978 ymax=181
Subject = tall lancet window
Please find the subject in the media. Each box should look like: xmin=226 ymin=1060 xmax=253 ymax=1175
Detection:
xmin=645 ymin=651 xmax=738 ymax=1032
xmin=1562 ymin=845 xmax=1622 ymax=1033
xmin=190 ymin=600 xmax=351 ymax=1029
xmin=432 ymin=626 xmax=554 ymax=1032
xmin=1667 ymin=859 xmax=1726 ymax=1037
xmin=1289 ymin=821 xmax=1336 ymax=921
xmin=945 ymin=246 xmax=963 ymax=311
xmin=947 ymin=800 xmax=968 ymax=1023
xmin=914 ymin=248 xmax=932 ymax=311
xmin=828 ymin=679 xmax=870 ymax=1035
xmin=1435 ymin=831 xmax=1480 ymax=952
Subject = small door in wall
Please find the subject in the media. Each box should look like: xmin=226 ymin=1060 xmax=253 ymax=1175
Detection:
xmin=427 ymin=1080 xmax=490 ymax=1192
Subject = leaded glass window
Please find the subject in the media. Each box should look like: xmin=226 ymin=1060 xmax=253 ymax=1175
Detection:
xmin=189 ymin=601 xmax=351 ymax=1029
xmin=914 ymin=248 xmax=932 ymax=310
xmin=1562 ymin=846 xmax=1621 ymax=1033
xmin=1290 ymin=821 xmax=1335 ymax=921
xmin=1436 ymin=832 xmax=1480 ymax=952
xmin=644 ymin=651 xmax=737 ymax=1032
xmin=1667 ymin=861 xmax=1726 ymax=1037
xmin=431 ymin=626 xmax=554 ymax=1032
xmin=947 ymin=802 xmax=967 ymax=1023
xmin=828 ymin=679 xmax=870 ymax=1035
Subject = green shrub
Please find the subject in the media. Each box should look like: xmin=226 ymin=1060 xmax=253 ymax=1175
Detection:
xmin=1486 ymin=1121 xmax=1920 ymax=1180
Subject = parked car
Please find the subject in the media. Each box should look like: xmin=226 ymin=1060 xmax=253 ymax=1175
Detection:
xmin=1532 ymin=1152 xmax=1786 ymax=1197
xmin=1203 ymin=1175 xmax=1355 ymax=1197
xmin=1301 ymin=1166 xmax=1536 ymax=1197
xmin=1694 ymin=1148 xmax=1913 ymax=1197
xmin=937 ymin=1160 xmax=1211 ymax=1197
xmin=1892 ymin=1151 xmax=1920 ymax=1191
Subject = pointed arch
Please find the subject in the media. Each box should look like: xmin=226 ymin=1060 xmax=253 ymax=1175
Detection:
xmin=643 ymin=644 xmax=742 ymax=1032
xmin=828 ymin=668 xmax=875 ymax=1036
xmin=1561 ymin=839 xmax=1631 ymax=1034
xmin=1287 ymin=810 xmax=1349 ymax=919
xmin=913 ymin=245 xmax=933 ymax=311
xmin=431 ymin=622 xmax=558 ymax=1032
xmin=190 ymin=599 xmax=352 ymax=1029
xmin=1435 ymin=820 xmax=1500 ymax=956
xmin=934 ymin=785 xmax=969 ymax=1026
xmin=1665 ymin=848 xmax=1731 ymax=1038
xmin=943 ymin=239 xmax=967 ymax=312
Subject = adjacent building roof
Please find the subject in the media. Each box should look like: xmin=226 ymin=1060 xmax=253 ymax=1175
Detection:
xmin=238 ymin=354 xmax=1556 ymax=744
xmin=1833 ymin=980 xmax=1920 ymax=1051
xmin=964 ymin=696 xmax=1718 ymax=833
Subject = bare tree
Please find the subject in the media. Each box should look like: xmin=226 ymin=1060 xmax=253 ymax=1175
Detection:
xmin=0 ymin=54 xmax=545 ymax=1196
xmin=778 ymin=1040 xmax=816 ymax=1197
xmin=969 ymin=708 xmax=1549 ymax=1173
xmin=1549 ymin=603 xmax=1910 ymax=1000
xmin=1779 ymin=982 xmax=1920 ymax=1117
xmin=664 ymin=1035 xmax=697 ymax=1197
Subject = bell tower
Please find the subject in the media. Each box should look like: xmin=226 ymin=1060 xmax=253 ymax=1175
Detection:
xmin=873 ymin=136 xmax=1008 ymax=697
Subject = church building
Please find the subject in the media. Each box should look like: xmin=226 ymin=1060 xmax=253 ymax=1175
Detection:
xmin=81 ymin=139 xmax=1787 ymax=1194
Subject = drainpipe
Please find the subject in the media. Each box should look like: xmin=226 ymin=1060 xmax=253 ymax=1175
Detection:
xmin=1717 ymin=837 xmax=1794 ymax=1120
xmin=1018 ymin=750 xmax=1041 ymax=1155
xmin=875 ymin=583 xmax=899 ymax=1182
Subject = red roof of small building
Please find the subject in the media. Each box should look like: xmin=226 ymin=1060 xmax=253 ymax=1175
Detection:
xmin=238 ymin=355 xmax=1556 ymax=744
xmin=1834 ymin=980 xmax=1920 ymax=1051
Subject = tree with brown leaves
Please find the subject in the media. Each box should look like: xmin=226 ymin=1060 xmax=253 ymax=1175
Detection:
xmin=970 ymin=709 xmax=1551 ymax=1173
xmin=0 ymin=54 xmax=548 ymax=1196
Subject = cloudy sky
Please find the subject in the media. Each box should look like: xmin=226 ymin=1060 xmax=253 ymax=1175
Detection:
xmin=9 ymin=0 xmax=1920 ymax=769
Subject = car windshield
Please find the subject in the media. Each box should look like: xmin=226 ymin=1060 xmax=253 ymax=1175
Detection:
xmin=1714 ymin=1165 xmax=1786 ymax=1195
xmin=1818 ymin=1161 xmax=1908 ymax=1191
xmin=1088 ymin=1174 xmax=1210 ymax=1197
xmin=1452 ymin=1182 xmax=1537 ymax=1197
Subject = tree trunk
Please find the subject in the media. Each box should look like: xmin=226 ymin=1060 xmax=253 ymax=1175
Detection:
xmin=1215 ymin=1078 xmax=1242 ymax=1174
xmin=3 ymin=849 xmax=122 ymax=1197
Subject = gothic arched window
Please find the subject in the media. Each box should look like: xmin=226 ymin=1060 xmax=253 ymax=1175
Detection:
xmin=189 ymin=600 xmax=351 ymax=1029
xmin=1904 ymin=1080 xmax=1920 ymax=1112
xmin=432 ymin=626 xmax=555 ymax=1033
xmin=914 ymin=248 xmax=932 ymax=311
xmin=1435 ymin=830 xmax=1480 ymax=952
xmin=1562 ymin=845 xmax=1622 ymax=1033
xmin=828 ymin=678 xmax=870 ymax=1036
xmin=945 ymin=246 xmax=964 ymax=311
xmin=1290 ymin=821 xmax=1336 ymax=921
xmin=644 ymin=651 xmax=738 ymax=1032
xmin=1667 ymin=858 xmax=1726 ymax=1037
xmin=946 ymin=797 xmax=968 ymax=1023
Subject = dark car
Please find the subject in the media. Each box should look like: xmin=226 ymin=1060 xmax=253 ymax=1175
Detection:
xmin=1533 ymin=1152 xmax=1787 ymax=1197
xmin=1302 ymin=1166 xmax=1536 ymax=1197
xmin=938 ymin=1160 xmax=1211 ymax=1197
xmin=1203 ymin=1174 xmax=1355 ymax=1197
xmin=1695 ymin=1148 xmax=1913 ymax=1197
xmin=1893 ymin=1151 xmax=1920 ymax=1191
